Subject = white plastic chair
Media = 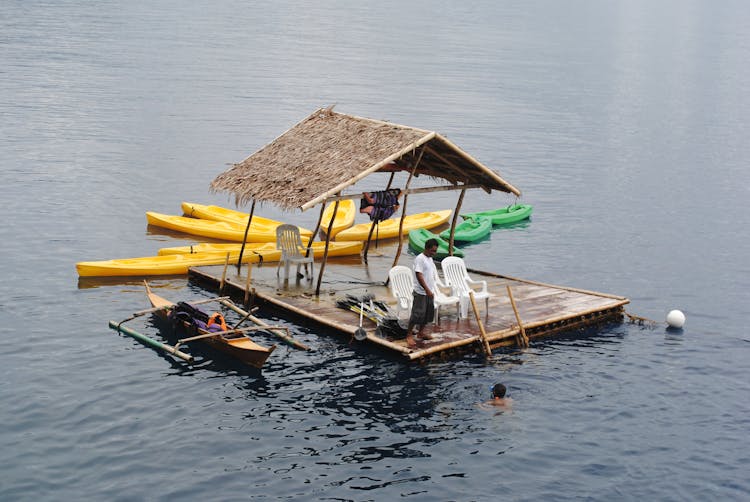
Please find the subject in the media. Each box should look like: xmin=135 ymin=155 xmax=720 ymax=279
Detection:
xmin=441 ymin=256 xmax=491 ymax=318
xmin=432 ymin=270 xmax=460 ymax=324
xmin=276 ymin=224 xmax=314 ymax=281
xmin=388 ymin=266 xmax=413 ymax=318
xmin=389 ymin=266 xmax=459 ymax=324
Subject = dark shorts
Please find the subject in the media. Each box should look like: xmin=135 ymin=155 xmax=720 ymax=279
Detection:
xmin=409 ymin=292 xmax=434 ymax=326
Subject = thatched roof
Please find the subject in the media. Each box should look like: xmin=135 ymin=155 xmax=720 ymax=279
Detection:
xmin=210 ymin=108 xmax=521 ymax=211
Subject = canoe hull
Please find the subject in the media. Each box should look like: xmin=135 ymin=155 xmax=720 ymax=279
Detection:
xmin=147 ymin=211 xmax=309 ymax=243
xmin=439 ymin=215 xmax=492 ymax=242
xmin=320 ymin=199 xmax=356 ymax=237
xmin=335 ymin=210 xmax=452 ymax=241
xmin=181 ymin=202 xmax=313 ymax=238
xmin=77 ymin=241 xmax=363 ymax=277
xmin=146 ymin=286 xmax=275 ymax=369
xmin=408 ymin=228 xmax=464 ymax=260
xmin=158 ymin=240 xmax=363 ymax=258
xmin=77 ymin=248 xmax=277 ymax=277
xmin=461 ymin=204 xmax=533 ymax=226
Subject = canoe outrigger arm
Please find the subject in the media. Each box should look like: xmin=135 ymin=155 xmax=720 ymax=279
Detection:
xmin=174 ymin=325 xmax=292 ymax=349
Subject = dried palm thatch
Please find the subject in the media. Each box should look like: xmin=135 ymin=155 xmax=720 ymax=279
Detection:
xmin=210 ymin=108 xmax=520 ymax=211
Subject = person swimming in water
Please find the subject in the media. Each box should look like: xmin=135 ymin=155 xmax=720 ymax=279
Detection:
xmin=486 ymin=383 xmax=513 ymax=408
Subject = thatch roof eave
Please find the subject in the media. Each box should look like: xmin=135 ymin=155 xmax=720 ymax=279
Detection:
xmin=209 ymin=108 xmax=521 ymax=211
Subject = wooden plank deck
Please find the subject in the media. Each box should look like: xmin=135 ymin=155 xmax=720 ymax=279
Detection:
xmin=188 ymin=247 xmax=629 ymax=361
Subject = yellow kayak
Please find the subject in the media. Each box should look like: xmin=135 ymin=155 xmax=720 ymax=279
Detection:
xmin=335 ymin=210 xmax=452 ymax=241
xmin=76 ymin=249 xmax=276 ymax=277
xmin=180 ymin=202 xmax=313 ymax=238
xmin=147 ymin=211 xmax=312 ymax=243
xmin=158 ymin=240 xmax=363 ymax=258
xmin=77 ymin=241 xmax=363 ymax=277
xmin=320 ymin=199 xmax=355 ymax=237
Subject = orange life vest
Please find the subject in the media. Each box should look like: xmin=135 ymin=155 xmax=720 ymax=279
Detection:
xmin=206 ymin=312 xmax=228 ymax=331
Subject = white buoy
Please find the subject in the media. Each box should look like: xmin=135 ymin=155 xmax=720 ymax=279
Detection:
xmin=666 ymin=309 xmax=686 ymax=329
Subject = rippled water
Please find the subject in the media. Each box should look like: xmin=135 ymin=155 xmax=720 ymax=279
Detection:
xmin=2 ymin=1 xmax=749 ymax=500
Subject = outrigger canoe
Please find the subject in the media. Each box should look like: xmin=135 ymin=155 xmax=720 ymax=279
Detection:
xmin=145 ymin=282 xmax=275 ymax=369
xmin=461 ymin=203 xmax=533 ymax=226
xmin=335 ymin=210 xmax=452 ymax=242
xmin=439 ymin=215 xmax=492 ymax=243
xmin=77 ymin=241 xmax=364 ymax=277
xmin=147 ymin=211 xmax=312 ymax=242
xmin=181 ymin=202 xmax=313 ymax=237
xmin=158 ymin=240 xmax=363 ymax=258
xmin=408 ymin=228 xmax=464 ymax=260
xmin=320 ymin=199 xmax=355 ymax=237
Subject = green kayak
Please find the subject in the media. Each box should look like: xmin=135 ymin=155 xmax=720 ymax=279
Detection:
xmin=461 ymin=203 xmax=533 ymax=226
xmin=408 ymin=228 xmax=465 ymax=260
xmin=439 ymin=215 xmax=492 ymax=242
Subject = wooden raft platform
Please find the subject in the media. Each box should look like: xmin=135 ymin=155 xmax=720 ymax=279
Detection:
xmin=188 ymin=250 xmax=629 ymax=361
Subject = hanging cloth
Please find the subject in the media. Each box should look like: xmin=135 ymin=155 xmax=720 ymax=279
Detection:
xmin=360 ymin=189 xmax=401 ymax=223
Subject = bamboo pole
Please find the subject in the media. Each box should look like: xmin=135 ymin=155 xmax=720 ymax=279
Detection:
xmin=219 ymin=299 xmax=311 ymax=351
xmin=231 ymin=305 xmax=260 ymax=329
xmin=236 ymin=199 xmax=256 ymax=272
xmin=307 ymin=201 xmax=327 ymax=253
xmin=176 ymin=325 xmax=289 ymax=345
xmin=448 ymin=188 xmax=466 ymax=256
xmin=219 ymin=252 xmax=230 ymax=293
xmin=108 ymin=320 xmax=194 ymax=363
xmin=389 ymin=148 xmax=425 ymax=282
xmin=244 ymin=262 xmax=253 ymax=305
xmin=469 ymin=291 xmax=492 ymax=357
xmin=323 ymin=183 xmax=486 ymax=203
xmin=363 ymin=172 xmax=395 ymax=264
xmin=506 ymin=285 xmax=529 ymax=347
xmin=315 ymin=199 xmax=339 ymax=297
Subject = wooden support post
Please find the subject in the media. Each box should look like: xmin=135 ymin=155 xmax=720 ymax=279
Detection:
xmin=244 ymin=262 xmax=253 ymax=305
xmin=448 ymin=188 xmax=466 ymax=256
xmin=315 ymin=199 xmax=339 ymax=297
xmin=219 ymin=252 xmax=230 ymax=293
xmin=237 ymin=199 xmax=256 ymax=273
xmin=363 ymin=221 xmax=378 ymax=265
xmin=506 ymin=285 xmax=529 ymax=347
xmin=389 ymin=148 xmax=425 ymax=283
xmin=307 ymin=201 xmax=326 ymax=252
xmin=469 ymin=291 xmax=492 ymax=357
xmin=363 ymin=172 xmax=395 ymax=264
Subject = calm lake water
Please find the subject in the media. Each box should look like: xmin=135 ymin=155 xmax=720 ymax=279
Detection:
xmin=2 ymin=1 xmax=749 ymax=500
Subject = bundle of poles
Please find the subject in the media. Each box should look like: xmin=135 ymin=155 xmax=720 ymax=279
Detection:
xmin=335 ymin=294 xmax=407 ymax=339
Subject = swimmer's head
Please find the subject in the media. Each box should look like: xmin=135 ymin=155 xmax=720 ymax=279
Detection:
xmin=491 ymin=383 xmax=507 ymax=399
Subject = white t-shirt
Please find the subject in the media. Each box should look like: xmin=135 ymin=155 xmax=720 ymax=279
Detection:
xmin=413 ymin=252 xmax=437 ymax=296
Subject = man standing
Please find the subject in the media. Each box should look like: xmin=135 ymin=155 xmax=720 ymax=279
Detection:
xmin=406 ymin=238 xmax=438 ymax=348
